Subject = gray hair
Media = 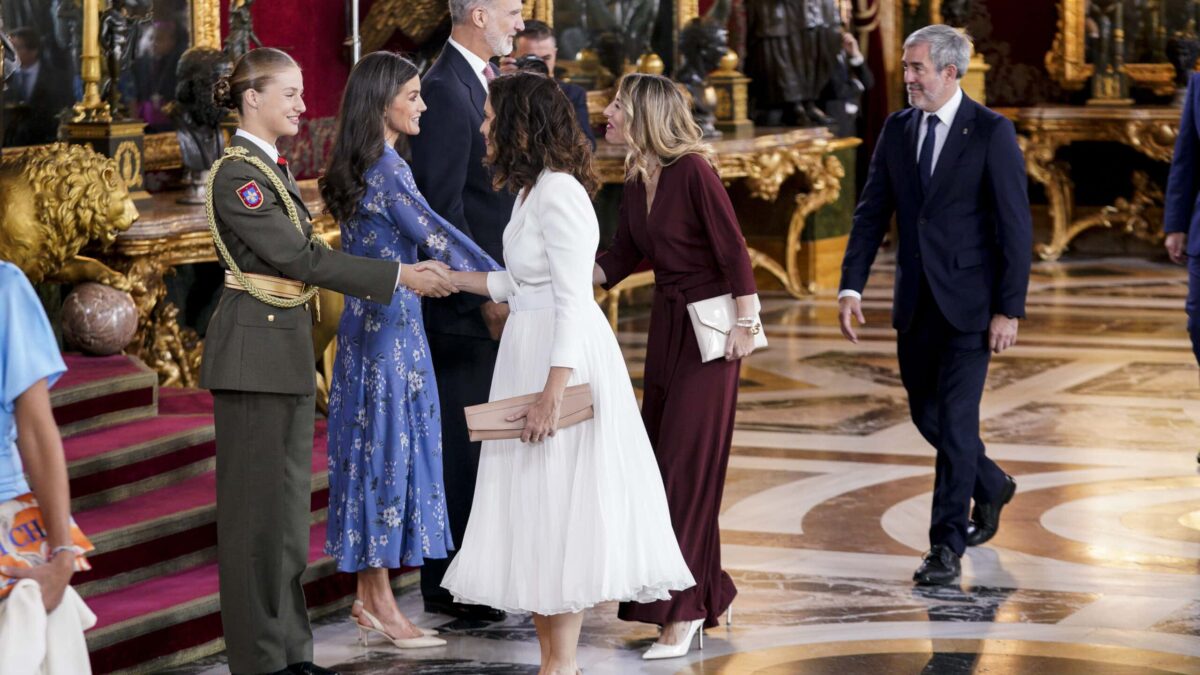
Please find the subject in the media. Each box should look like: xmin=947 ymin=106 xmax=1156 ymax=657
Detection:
xmin=449 ymin=0 xmax=489 ymax=24
xmin=904 ymin=24 xmax=972 ymax=79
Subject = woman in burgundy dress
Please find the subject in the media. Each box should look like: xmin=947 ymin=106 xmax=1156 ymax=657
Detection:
xmin=594 ymin=73 xmax=762 ymax=660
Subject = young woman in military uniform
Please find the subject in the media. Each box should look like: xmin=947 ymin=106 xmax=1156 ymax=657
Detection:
xmin=200 ymin=48 xmax=455 ymax=675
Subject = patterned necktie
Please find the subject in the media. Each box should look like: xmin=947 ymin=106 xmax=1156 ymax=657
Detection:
xmin=918 ymin=114 xmax=940 ymax=194
xmin=483 ymin=64 xmax=496 ymax=83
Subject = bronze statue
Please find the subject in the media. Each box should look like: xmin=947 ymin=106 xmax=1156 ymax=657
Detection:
xmin=0 ymin=142 xmax=138 ymax=290
xmin=676 ymin=18 xmax=729 ymax=138
xmin=100 ymin=0 xmax=153 ymax=118
xmin=744 ymin=0 xmax=841 ymax=126
xmin=166 ymin=47 xmax=230 ymax=204
xmin=225 ymin=0 xmax=262 ymax=61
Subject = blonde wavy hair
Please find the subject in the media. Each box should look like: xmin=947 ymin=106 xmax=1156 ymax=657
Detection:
xmin=614 ymin=73 xmax=716 ymax=184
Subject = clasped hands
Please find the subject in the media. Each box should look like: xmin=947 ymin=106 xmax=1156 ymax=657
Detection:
xmin=403 ymin=260 xmax=457 ymax=297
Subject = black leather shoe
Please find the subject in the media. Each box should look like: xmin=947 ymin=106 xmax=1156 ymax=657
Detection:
xmin=424 ymin=599 xmax=506 ymax=622
xmin=966 ymin=474 xmax=1017 ymax=547
xmin=913 ymin=545 xmax=961 ymax=585
xmin=288 ymin=663 xmax=338 ymax=675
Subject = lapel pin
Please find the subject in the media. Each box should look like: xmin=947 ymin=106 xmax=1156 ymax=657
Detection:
xmin=963 ymin=128 xmax=969 ymax=134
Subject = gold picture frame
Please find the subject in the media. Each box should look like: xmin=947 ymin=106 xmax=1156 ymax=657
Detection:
xmin=1046 ymin=0 xmax=1175 ymax=95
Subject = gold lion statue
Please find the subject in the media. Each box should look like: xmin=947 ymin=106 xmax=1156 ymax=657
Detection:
xmin=0 ymin=142 xmax=139 ymax=290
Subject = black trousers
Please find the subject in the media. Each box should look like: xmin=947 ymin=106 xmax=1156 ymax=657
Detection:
xmin=213 ymin=390 xmax=314 ymax=674
xmin=897 ymin=279 xmax=1007 ymax=556
xmin=421 ymin=331 xmax=499 ymax=602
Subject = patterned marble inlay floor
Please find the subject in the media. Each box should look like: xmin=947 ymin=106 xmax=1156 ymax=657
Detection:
xmin=175 ymin=258 xmax=1200 ymax=675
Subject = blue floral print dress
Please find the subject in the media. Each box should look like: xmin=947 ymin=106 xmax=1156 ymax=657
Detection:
xmin=325 ymin=146 xmax=500 ymax=572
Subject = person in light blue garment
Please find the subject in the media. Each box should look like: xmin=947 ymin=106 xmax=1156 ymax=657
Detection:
xmin=318 ymin=52 xmax=501 ymax=649
xmin=0 ymin=261 xmax=97 ymax=672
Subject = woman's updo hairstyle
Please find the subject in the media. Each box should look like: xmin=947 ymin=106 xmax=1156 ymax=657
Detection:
xmin=213 ymin=47 xmax=299 ymax=112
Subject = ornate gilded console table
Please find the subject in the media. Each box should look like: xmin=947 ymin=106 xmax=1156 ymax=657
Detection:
xmin=1014 ymin=105 xmax=1179 ymax=261
xmin=591 ymin=127 xmax=859 ymax=326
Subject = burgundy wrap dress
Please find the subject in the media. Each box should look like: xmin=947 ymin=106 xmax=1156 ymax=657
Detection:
xmin=599 ymin=153 xmax=758 ymax=628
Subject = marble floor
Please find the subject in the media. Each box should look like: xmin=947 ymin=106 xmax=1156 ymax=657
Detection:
xmin=175 ymin=258 xmax=1200 ymax=674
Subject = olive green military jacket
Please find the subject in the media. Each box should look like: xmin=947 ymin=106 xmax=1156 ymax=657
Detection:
xmin=199 ymin=135 xmax=398 ymax=395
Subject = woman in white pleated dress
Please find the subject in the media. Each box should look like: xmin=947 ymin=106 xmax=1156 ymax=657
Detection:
xmin=442 ymin=71 xmax=694 ymax=675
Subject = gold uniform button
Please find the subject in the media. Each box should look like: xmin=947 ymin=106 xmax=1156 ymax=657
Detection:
xmin=267 ymin=314 xmax=275 ymax=322
xmin=365 ymin=295 xmax=372 ymax=300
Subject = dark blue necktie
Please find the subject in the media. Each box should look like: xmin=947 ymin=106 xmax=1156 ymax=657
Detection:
xmin=918 ymin=114 xmax=940 ymax=194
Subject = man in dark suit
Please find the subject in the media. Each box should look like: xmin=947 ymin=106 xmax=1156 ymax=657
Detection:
xmin=3 ymin=27 xmax=72 ymax=146
xmin=837 ymin=25 xmax=1032 ymax=585
xmin=1165 ymin=73 xmax=1200 ymax=368
xmin=500 ymin=19 xmax=596 ymax=148
xmin=1164 ymin=72 xmax=1200 ymax=464
xmin=408 ymin=0 xmax=524 ymax=622
xmin=821 ymin=30 xmax=874 ymax=139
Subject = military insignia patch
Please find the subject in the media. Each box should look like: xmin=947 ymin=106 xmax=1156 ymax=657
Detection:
xmin=237 ymin=180 xmax=265 ymax=209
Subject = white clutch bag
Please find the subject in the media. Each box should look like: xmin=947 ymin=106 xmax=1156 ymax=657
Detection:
xmin=686 ymin=294 xmax=767 ymax=363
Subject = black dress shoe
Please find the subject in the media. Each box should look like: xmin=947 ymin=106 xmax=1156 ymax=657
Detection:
xmin=288 ymin=663 xmax=338 ymax=675
xmin=966 ymin=474 xmax=1017 ymax=547
xmin=424 ymin=598 xmax=506 ymax=622
xmin=913 ymin=544 xmax=961 ymax=585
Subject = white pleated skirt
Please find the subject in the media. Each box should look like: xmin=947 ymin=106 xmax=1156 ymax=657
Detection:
xmin=440 ymin=294 xmax=695 ymax=615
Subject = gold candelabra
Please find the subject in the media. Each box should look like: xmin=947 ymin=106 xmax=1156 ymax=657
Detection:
xmin=72 ymin=0 xmax=113 ymax=124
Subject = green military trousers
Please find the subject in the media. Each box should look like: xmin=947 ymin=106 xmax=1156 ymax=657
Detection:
xmin=213 ymin=390 xmax=315 ymax=674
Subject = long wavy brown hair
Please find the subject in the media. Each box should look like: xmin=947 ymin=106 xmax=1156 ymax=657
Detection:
xmin=485 ymin=72 xmax=599 ymax=197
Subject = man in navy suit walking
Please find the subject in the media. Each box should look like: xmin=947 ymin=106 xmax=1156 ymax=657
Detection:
xmin=838 ymin=25 xmax=1032 ymax=585
xmin=409 ymin=0 xmax=524 ymax=620
xmin=1164 ymin=71 xmax=1200 ymax=464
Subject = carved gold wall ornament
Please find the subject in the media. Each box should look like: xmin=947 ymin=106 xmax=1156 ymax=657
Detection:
xmin=0 ymin=143 xmax=138 ymax=289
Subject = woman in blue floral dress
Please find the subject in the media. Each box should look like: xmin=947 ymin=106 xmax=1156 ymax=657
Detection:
xmin=319 ymin=52 xmax=500 ymax=648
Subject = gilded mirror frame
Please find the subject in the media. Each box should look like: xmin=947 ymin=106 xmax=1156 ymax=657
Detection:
xmin=1046 ymin=0 xmax=1175 ymax=95
xmin=143 ymin=0 xmax=221 ymax=170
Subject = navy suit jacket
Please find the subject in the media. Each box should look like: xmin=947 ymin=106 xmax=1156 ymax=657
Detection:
xmin=410 ymin=45 xmax=516 ymax=339
xmin=840 ymin=92 xmax=1032 ymax=334
xmin=560 ymin=81 xmax=596 ymax=149
xmin=1165 ymin=72 xmax=1200 ymax=255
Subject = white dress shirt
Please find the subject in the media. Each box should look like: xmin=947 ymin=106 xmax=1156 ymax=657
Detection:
xmin=915 ymin=85 xmax=963 ymax=177
xmin=447 ymin=36 xmax=491 ymax=90
xmin=839 ymin=86 xmax=964 ymax=302
xmin=13 ymin=60 xmax=38 ymax=101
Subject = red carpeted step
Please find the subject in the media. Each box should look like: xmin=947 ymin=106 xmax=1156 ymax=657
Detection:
xmin=86 ymin=521 xmax=332 ymax=633
xmin=84 ymin=522 xmax=349 ymax=673
xmin=52 ymin=355 xmax=158 ymax=437
xmin=157 ymin=387 xmax=215 ymax=416
xmin=64 ymin=415 xmax=216 ymax=507
xmin=72 ymin=425 xmax=331 ymax=595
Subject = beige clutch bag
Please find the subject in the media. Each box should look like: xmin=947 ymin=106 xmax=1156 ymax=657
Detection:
xmin=465 ymin=383 xmax=594 ymax=442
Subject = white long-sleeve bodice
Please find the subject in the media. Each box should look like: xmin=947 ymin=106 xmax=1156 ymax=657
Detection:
xmin=486 ymin=170 xmax=600 ymax=370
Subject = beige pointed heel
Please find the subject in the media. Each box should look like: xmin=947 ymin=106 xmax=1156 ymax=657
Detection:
xmin=352 ymin=598 xmax=438 ymax=637
xmin=356 ymin=605 xmax=446 ymax=649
